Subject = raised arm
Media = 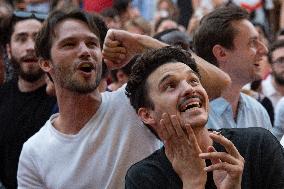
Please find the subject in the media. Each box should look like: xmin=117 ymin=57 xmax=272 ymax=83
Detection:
xmin=103 ymin=29 xmax=231 ymax=99
xmin=191 ymin=53 xmax=231 ymax=100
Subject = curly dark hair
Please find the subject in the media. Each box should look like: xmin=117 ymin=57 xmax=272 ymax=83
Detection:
xmin=126 ymin=46 xmax=199 ymax=113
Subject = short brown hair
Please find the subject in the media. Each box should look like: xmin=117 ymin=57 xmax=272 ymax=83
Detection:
xmin=193 ymin=5 xmax=249 ymax=67
xmin=35 ymin=8 xmax=100 ymax=60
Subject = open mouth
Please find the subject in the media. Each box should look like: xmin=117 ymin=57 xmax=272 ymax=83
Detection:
xmin=179 ymin=96 xmax=202 ymax=112
xmin=180 ymin=102 xmax=202 ymax=112
xmin=22 ymin=57 xmax=38 ymax=63
xmin=78 ymin=62 xmax=95 ymax=73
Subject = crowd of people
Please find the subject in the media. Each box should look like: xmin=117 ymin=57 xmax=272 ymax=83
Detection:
xmin=0 ymin=0 xmax=284 ymax=189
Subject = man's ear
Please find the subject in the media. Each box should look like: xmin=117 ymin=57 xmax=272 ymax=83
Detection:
xmin=212 ymin=44 xmax=228 ymax=63
xmin=116 ymin=70 xmax=126 ymax=82
xmin=39 ymin=59 xmax=53 ymax=72
xmin=6 ymin=44 xmax=11 ymax=59
xmin=138 ymin=107 xmax=157 ymax=126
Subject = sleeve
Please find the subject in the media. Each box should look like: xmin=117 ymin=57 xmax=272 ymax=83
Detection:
xmin=17 ymin=143 xmax=45 ymax=189
xmin=261 ymin=130 xmax=284 ymax=188
xmin=271 ymin=98 xmax=284 ymax=140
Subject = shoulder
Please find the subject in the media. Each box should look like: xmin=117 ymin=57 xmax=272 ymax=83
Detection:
xmin=240 ymin=93 xmax=270 ymax=113
xmin=0 ymin=80 xmax=17 ymax=95
xmin=221 ymin=127 xmax=272 ymax=138
xmin=101 ymin=84 xmax=137 ymax=117
xmin=219 ymin=127 xmax=279 ymax=149
xmin=102 ymin=84 xmax=127 ymax=103
xmin=127 ymin=148 xmax=165 ymax=173
xmin=240 ymin=93 xmax=260 ymax=104
xmin=126 ymin=148 xmax=179 ymax=188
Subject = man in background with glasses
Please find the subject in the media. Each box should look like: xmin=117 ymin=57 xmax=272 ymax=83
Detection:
xmin=262 ymin=40 xmax=284 ymax=111
xmin=0 ymin=11 xmax=56 ymax=189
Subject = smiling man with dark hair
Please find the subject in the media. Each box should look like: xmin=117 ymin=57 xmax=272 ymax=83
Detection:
xmin=124 ymin=46 xmax=284 ymax=189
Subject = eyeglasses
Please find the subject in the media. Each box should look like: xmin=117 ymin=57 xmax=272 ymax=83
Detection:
xmin=13 ymin=11 xmax=47 ymax=21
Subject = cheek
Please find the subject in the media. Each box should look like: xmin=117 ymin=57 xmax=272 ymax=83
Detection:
xmin=10 ymin=44 xmax=22 ymax=57
xmin=158 ymin=96 xmax=179 ymax=114
xmin=198 ymin=87 xmax=209 ymax=110
xmin=249 ymin=47 xmax=258 ymax=56
xmin=92 ymin=48 xmax=103 ymax=60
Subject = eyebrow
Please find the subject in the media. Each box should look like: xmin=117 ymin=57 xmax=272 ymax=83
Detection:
xmin=158 ymin=70 xmax=197 ymax=87
xmin=14 ymin=32 xmax=28 ymax=37
xmin=158 ymin=74 xmax=173 ymax=87
xmin=58 ymin=36 xmax=100 ymax=47
xmin=15 ymin=31 xmax=39 ymax=37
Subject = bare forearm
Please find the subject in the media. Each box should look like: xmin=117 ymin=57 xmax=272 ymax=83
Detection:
xmin=133 ymin=34 xmax=168 ymax=51
xmin=191 ymin=53 xmax=231 ymax=100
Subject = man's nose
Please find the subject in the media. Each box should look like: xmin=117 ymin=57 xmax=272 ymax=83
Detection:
xmin=25 ymin=38 xmax=35 ymax=51
xmin=78 ymin=42 xmax=91 ymax=59
xmin=180 ymin=80 xmax=195 ymax=96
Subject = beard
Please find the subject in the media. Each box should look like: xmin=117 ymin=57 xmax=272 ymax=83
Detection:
xmin=10 ymin=56 xmax=44 ymax=82
xmin=273 ymin=72 xmax=284 ymax=86
xmin=54 ymin=63 xmax=102 ymax=94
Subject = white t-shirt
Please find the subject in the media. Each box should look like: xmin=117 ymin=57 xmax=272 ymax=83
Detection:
xmin=17 ymin=86 xmax=161 ymax=189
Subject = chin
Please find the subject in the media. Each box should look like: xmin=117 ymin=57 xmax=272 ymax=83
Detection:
xmin=183 ymin=115 xmax=208 ymax=129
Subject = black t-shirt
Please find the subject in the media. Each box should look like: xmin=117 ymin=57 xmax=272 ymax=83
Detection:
xmin=0 ymin=80 xmax=56 ymax=189
xmin=125 ymin=128 xmax=284 ymax=189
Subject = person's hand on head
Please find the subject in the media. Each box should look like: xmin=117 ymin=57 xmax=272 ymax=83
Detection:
xmin=158 ymin=113 xmax=206 ymax=189
xmin=199 ymin=132 xmax=244 ymax=189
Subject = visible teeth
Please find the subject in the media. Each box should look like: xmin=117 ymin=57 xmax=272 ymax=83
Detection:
xmin=78 ymin=63 xmax=94 ymax=73
xmin=182 ymin=102 xmax=201 ymax=112
xmin=81 ymin=64 xmax=92 ymax=68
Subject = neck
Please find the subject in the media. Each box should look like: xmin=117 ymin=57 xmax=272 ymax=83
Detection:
xmin=220 ymin=80 xmax=242 ymax=119
xmin=53 ymin=86 xmax=102 ymax=135
xmin=193 ymin=127 xmax=213 ymax=152
xmin=18 ymin=76 xmax=46 ymax=92
xmin=217 ymin=64 xmax=244 ymax=118
xmin=272 ymin=76 xmax=284 ymax=95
